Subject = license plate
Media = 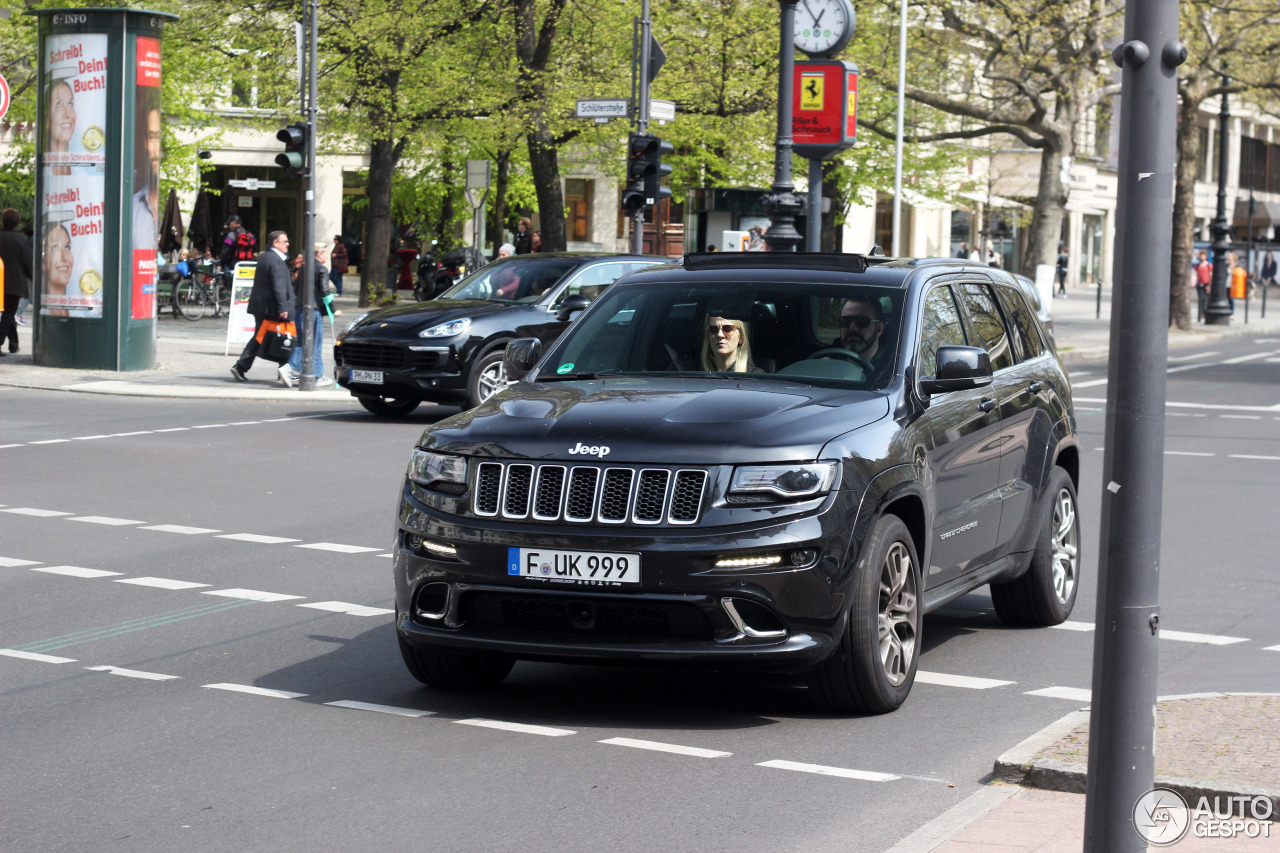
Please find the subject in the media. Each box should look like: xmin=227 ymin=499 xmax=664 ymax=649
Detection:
xmin=508 ymin=547 xmax=641 ymax=587
xmin=350 ymin=369 xmax=383 ymax=384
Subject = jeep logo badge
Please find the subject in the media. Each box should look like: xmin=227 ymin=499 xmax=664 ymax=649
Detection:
xmin=568 ymin=442 xmax=610 ymax=458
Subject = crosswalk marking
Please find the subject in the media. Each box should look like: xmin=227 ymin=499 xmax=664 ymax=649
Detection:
xmin=297 ymin=601 xmax=394 ymax=617
xmin=141 ymin=525 xmax=221 ymax=535
xmin=916 ymin=671 xmax=1014 ymax=690
xmin=85 ymin=665 xmax=180 ymax=681
xmin=326 ymin=700 xmax=433 ymax=717
xmin=114 ymin=577 xmax=211 ymax=591
xmin=203 ymin=683 xmax=306 ymax=699
xmin=67 ymin=516 xmax=145 ymax=526
xmin=1025 ymin=686 xmax=1092 ymax=701
xmin=33 ymin=566 xmax=123 ymax=579
xmin=0 ymin=649 xmax=77 ymax=664
xmin=599 ymin=737 xmax=731 ymax=758
xmin=202 ymin=588 xmax=305 ymax=603
xmin=757 ymin=759 xmax=898 ymax=781
xmin=456 ymin=718 xmax=576 ymax=737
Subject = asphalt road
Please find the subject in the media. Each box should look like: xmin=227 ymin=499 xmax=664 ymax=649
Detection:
xmin=3 ymin=335 xmax=1279 ymax=853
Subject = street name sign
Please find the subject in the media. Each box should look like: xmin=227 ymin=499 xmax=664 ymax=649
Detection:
xmin=576 ymin=99 xmax=628 ymax=119
xmin=650 ymin=99 xmax=676 ymax=123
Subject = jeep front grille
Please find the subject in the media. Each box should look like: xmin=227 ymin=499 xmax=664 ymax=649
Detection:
xmin=473 ymin=462 xmax=706 ymax=525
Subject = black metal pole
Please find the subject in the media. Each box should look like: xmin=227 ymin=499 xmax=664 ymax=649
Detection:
xmin=1204 ymin=75 xmax=1233 ymax=325
xmin=1082 ymin=14 xmax=1183 ymax=853
xmin=298 ymin=0 xmax=319 ymax=390
xmin=1246 ymin=190 xmax=1254 ymax=323
xmin=762 ymin=0 xmax=804 ymax=252
xmin=631 ymin=1 xmax=651 ymax=255
xmin=807 ymin=157 xmax=822 ymax=251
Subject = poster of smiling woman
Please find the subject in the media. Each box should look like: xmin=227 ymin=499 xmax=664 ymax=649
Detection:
xmin=39 ymin=33 xmax=107 ymax=318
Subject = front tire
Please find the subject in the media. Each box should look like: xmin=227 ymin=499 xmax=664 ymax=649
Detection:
xmin=465 ymin=350 xmax=512 ymax=409
xmin=808 ymin=514 xmax=921 ymax=714
xmin=357 ymin=394 xmax=421 ymax=417
xmin=991 ymin=467 xmax=1079 ymax=626
xmin=397 ymin=632 xmax=515 ymax=689
xmin=173 ymin=279 xmax=206 ymax=320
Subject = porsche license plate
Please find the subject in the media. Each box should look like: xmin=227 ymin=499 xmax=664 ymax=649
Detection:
xmin=351 ymin=369 xmax=383 ymax=384
xmin=508 ymin=547 xmax=641 ymax=587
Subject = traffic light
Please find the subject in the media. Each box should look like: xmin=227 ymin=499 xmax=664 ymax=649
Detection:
xmin=275 ymin=122 xmax=309 ymax=176
xmin=622 ymin=132 xmax=673 ymax=213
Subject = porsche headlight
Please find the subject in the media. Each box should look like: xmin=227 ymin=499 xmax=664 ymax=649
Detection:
xmin=407 ymin=450 xmax=467 ymax=488
xmin=342 ymin=312 xmax=370 ymax=336
xmin=419 ymin=318 xmax=471 ymax=339
xmin=728 ymin=462 xmax=838 ymax=500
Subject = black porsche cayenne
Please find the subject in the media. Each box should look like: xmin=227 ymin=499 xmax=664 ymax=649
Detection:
xmin=333 ymin=253 xmax=663 ymax=415
xmin=393 ymin=252 xmax=1081 ymax=713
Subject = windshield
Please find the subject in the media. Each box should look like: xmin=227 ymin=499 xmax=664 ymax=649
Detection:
xmin=439 ymin=256 xmax=579 ymax=303
xmin=539 ymin=280 xmax=905 ymax=391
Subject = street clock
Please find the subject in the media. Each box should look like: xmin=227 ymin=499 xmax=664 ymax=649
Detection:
xmin=793 ymin=0 xmax=855 ymax=58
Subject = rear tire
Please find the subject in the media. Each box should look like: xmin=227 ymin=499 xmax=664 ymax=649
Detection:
xmin=397 ymin=632 xmax=515 ymax=689
xmin=173 ymin=279 xmax=206 ymax=320
xmin=808 ymin=514 xmax=921 ymax=714
xmin=991 ymin=467 xmax=1079 ymax=626
xmin=357 ymin=395 xmax=421 ymax=417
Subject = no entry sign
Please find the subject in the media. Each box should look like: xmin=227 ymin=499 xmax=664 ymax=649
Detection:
xmin=792 ymin=60 xmax=858 ymax=160
xmin=0 ymin=74 xmax=9 ymax=121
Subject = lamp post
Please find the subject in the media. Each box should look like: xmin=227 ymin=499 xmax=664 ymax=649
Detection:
xmin=1204 ymin=74 xmax=1234 ymax=325
xmin=762 ymin=0 xmax=804 ymax=253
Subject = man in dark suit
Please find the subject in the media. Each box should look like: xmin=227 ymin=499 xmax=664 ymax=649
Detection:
xmin=230 ymin=230 xmax=294 ymax=381
xmin=0 ymin=209 xmax=32 ymax=355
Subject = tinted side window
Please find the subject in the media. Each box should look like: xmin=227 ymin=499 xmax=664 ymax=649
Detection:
xmin=958 ymin=282 xmax=1014 ymax=372
xmin=919 ymin=285 xmax=967 ymax=378
xmin=996 ymin=284 xmax=1045 ymax=361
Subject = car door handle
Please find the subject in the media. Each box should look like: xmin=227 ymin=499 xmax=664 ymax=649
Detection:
xmin=1027 ymin=381 xmax=1044 ymax=393
xmin=978 ymin=398 xmax=997 ymax=413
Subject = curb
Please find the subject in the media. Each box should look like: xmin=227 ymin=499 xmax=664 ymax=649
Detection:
xmin=0 ymin=378 xmax=362 ymax=403
xmin=993 ymin=708 xmax=1280 ymax=820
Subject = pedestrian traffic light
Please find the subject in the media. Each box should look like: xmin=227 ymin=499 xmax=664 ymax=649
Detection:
xmin=622 ymin=132 xmax=673 ymax=213
xmin=275 ymin=122 xmax=309 ymax=177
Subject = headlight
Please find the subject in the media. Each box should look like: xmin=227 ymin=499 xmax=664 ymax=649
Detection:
xmin=407 ymin=450 xmax=467 ymax=488
xmin=342 ymin=312 xmax=370 ymax=336
xmin=419 ymin=318 xmax=471 ymax=338
xmin=728 ymin=462 xmax=838 ymax=500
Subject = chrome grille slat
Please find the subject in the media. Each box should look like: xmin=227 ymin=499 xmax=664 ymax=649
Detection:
xmin=471 ymin=462 xmax=705 ymax=526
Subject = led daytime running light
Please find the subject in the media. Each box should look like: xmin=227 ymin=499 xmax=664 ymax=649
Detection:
xmin=714 ymin=554 xmax=783 ymax=569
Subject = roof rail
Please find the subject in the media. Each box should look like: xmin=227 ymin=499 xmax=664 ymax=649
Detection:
xmin=682 ymin=251 xmax=869 ymax=273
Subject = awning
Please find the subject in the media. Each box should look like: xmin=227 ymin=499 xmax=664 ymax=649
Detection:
xmin=959 ymin=191 xmax=1029 ymax=210
xmin=1234 ymin=197 xmax=1280 ymax=222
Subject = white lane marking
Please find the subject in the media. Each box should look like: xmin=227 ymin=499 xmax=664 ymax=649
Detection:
xmin=33 ymin=566 xmax=123 ymax=579
xmin=1025 ymin=686 xmax=1093 ymax=702
xmin=0 ymin=649 xmax=77 ymax=664
xmin=115 ymin=577 xmax=211 ymax=590
xmin=0 ymin=557 xmax=41 ymax=567
xmin=203 ymin=683 xmax=307 ymax=699
xmin=297 ymin=601 xmax=394 ymax=617
xmin=1265 ymin=645 xmax=1280 ymax=652
xmin=111 ymin=431 xmax=154 ymax=437
xmin=215 ymin=533 xmax=301 ymax=544
xmin=1167 ymin=351 xmax=1219 ymax=362
xmin=1223 ymin=349 xmax=1280 ymax=364
xmin=295 ymin=542 xmax=384 ymax=554
xmin=1165 ymin=451 xmax=1215 ymax=457
xmin=141 ymin=524 xmax=222 ymax=535
xmin=85 ymin=665 xmax=180 ymax=681
xmin=3 ymin=508 xmax=74 ymax=517
xmin=152 ymin=427 xmax=191 ymax=433
xmin=599 ymin=737 xmax=731 ymax=758
xmin=1160 ymin=629 xmax=1248 ymax=645
xmin=1220 ymin=415 xmax=1262 ymax=420
xmin=455 ymin=718 xmax=576 ymax=737
xmin=915 ymin=671 xmax=1014 ymax=689
xmin=229 ymin=421 xmax=263 ymax=426
xmin=1076 ymin=397 xmax=1280 ymax=413
xmin=1229 ymin=454 xmax=1280 ymax=461
xmin=192 ymin=424 xmax=228 ymax=429
xmin=0 ymin=444 xmax=24 ymax=449
xmin=325 ymin=700 xmax=433 ymax=717
xmin=67 ymin=516 xmax=145 ymax=526
xmin=378 ymin=554 xmax=394 ymax=558
xmin=29 ymin=439 xmax=71 ymax=445
xmin=1071 ymin=377 xmax=1108 ymax=388
xmin=1051 ymin=621 xmax=1095 ymax=631
xmin=756 ymin=759 xmax=898 ymax=781
xmin=73 ymin=434 xmax=112 ymax=440
xmin=202 ymin=588 xmax=305 ymax=603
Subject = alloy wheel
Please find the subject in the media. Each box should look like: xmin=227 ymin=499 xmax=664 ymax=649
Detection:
xmin=1050 ymin=488 xmax=1078 ymax=605
xmin=877 ymin=541 xmax=918 ymax=687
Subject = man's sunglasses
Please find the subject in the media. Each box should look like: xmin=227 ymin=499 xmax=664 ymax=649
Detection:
xmin=706 ymin=323 xmax=738 ymax=335
xmin=839 ymin=315 xmax=876 ymax=330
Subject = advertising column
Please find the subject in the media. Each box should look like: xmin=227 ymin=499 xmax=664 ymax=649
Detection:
xmin=31 ymin=8 xmax=177 ymax=370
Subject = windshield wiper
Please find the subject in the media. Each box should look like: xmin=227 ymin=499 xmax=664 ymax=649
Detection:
xmin=537 ymin=371 xmax=601 ymax=381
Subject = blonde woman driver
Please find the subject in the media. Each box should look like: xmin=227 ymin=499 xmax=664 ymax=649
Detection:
xmin=700 ymin=315 xmax=762 ymax=373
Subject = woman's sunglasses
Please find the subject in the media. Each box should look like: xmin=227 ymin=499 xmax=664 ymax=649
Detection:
xmin=839 ymin=315 xmax=875 ymax=330
xmin=706 ymin=323 xmax=738 ymax=335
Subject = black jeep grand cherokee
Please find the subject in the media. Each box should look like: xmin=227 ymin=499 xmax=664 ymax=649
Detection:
xmin=394 ymin=252 xmax=1081 ymax=713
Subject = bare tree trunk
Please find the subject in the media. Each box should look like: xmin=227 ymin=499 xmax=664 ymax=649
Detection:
xmin=527 ymin=121 xmax=566 ymax=251
xmin=1023 ymin=139 xmax=1070 ymax=272
xmin=437 ymin=154 xmax=456 ymax=249
xmin=362 ymin=136 xmax=398 ymax=308
xmin=491 ymin=148 xmax=511 ymax=250
xmin=1169 ymin=91 xmax=1201 ymax=331
xmin=513 ymin=0 xmax=568 ymax=252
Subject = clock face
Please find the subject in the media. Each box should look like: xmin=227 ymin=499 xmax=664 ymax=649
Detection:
xmin=794 ymin=0 xmax=855 ymax=57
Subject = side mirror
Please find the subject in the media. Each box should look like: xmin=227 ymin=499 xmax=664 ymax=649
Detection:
xmin=919 ymin=345 xmax=993 ymax=395
xmin=503 ymin=338 xmax=542 ymax=380
xmin=554 ymin=294 xmax=591 ymax=322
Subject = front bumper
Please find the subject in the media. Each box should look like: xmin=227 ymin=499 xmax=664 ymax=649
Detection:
xmin=334 ymin=339 xmax=466 ymax=401
xmin=394 ymin=481 xmax=862 ymax=670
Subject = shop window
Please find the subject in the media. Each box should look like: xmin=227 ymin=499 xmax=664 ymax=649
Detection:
xmin=566 ymin=179 xmax=593 ymax=243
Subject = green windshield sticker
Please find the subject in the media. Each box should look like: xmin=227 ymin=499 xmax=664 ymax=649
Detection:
xmin=557 ymin=363 xmax=575 ymax=374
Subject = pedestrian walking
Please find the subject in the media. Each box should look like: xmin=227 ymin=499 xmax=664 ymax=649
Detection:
xmin=229 ymin=231 xmax=294 ymax=382
xmin=1261 ymin=250 xmax=1276 ymax=288
xmin=329 ymin=236 xmax=348 ymax=295
xmin=513 ymin=218 xmax=533 ymax=255
xmin=0 ymin=208 xmax=33 ymax=355
xmin=281 ymin=243 xmax=340 ymax=388
xmin=1194 ymin=250 xmax=1212 ymax=320
xmin=1055 ymin=245 xmax=1069 ymax=297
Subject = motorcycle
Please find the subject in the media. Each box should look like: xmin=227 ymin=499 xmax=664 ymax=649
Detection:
xmin=414 ymin=245 xmax=486 ymax=301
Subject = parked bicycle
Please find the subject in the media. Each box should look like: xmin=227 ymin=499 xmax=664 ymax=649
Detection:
xmin=173 ymin=263 xmax=229 ymax=321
